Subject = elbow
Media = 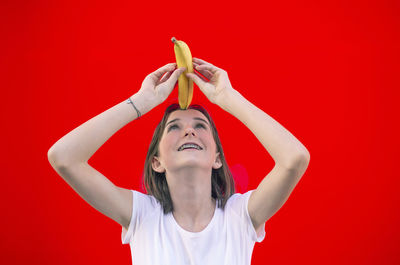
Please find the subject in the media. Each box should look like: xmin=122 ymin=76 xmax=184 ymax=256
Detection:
xmin=47 ymin=147 xmax=60 ymax=168
xmin=47 ymin=146 xmax=85 ymax=169
xmin=279 ymin=151 xmax=310 ymax=172
xmin=300 ymin=149 xmax=310 ymax=164
xmin=47 ymin=146 xmax=67 ymax=169
xmin=294 ymin=144 xmax=311 ymax=165
xmin=290 ymin=152 xmax=310 ymax=173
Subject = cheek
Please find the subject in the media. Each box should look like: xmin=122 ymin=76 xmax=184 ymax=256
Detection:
xmin=159 ymin=135 xmax=175 ymax=154
xmin=206 ymin=134 xmax=217 ymax=149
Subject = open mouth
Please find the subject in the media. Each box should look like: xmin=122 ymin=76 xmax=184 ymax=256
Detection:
xmin=178 ymin=143 xmax=203 ymax=151
xmin=181 ymin=148 xmax=200 ymax=151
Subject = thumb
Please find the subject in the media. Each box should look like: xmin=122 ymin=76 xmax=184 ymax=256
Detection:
xmin=157 ymin=67 xmax=185 ymax=94
xmin=167 ymin=67 xmax=186 ymax=85
xmin=186 ymin=72 xmax=205 ymax=89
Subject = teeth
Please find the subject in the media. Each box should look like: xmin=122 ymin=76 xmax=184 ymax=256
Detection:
xmin=179 ymin=143 xmax=201 ymax=151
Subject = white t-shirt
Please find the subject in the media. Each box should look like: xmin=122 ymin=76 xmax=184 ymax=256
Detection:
xmin=121 ymin=189 xmax=266 ymax=265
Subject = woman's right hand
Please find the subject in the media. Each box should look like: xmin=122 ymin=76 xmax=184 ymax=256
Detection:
xmin=134 ymin=63 xmax=186 ymax=114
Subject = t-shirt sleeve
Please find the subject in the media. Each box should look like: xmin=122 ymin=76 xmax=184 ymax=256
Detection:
xmin=121 ymin=190 xmax=158 ymax=244
xmin=228 ymin=190 xmax=266 ymax=243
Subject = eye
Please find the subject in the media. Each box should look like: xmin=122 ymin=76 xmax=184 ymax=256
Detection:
xmin=167 ymin=124 xmax=179 ymax=132
xmin=167 ymin=123 xmax=206 ymax=132
xmin=196 ymin=123 xmax=206 ymax=129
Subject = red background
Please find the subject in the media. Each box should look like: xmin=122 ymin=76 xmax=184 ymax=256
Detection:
xmin=2 ymin=0 xmax=399 ymax=264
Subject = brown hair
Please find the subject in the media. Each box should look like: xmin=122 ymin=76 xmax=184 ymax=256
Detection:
xmin=142 ymin=103 xmax=235 ymax=214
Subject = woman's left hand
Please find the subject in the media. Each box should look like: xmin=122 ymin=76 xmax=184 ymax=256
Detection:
xmin=186 ymin=58 xmax=236 ymax=106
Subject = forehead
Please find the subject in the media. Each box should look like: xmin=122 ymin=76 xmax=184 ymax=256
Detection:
xmin=167 ymin=109 xmax=208 ymax=123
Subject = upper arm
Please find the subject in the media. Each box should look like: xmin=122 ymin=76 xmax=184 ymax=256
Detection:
xmin=248 ymin=156 xmax=310 ymax=231
xmin=50 ymin=162 xmax=133 ymax=230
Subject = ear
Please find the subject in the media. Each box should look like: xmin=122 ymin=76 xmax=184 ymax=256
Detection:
xmin=152 ymin=156 xmax=166 ymax=173
xmin=212 ymin=152 xmax=222 ymax=169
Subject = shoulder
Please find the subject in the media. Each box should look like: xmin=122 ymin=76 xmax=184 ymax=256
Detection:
xmin=225 ymin=190 xmax=266 ymax=242
xmin=225 ymin=190 xmax=254 ymax=211
xmin=131 ymin=190 xmax=162 ymax=213
xmin=222 ymin=190 xmax=254 ymax=221
xmin=125 ymin=190 xmax=163 ymax=226
xmin=133 ymin=190 xmax=159 ymax=204
xmin=121 ymin=190 xmax=163 ymax=244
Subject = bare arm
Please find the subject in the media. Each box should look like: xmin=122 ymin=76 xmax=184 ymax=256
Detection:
xmin=188 ymin=58 xmax=309 ymax=166
xmin=47 ymin=93 xmax=150 ymax=166
xmin=47 ymin=61 xmax=186 ymax=165
xmin=47 ymin=63 xmax=186 ymax=229
xmin=220 ymin=90 xmax=310 ymax=231
xmin=185 ymin=58 xmax=310 ymax=234
xmin=220 ymin=89 xmax=310 ymax=169
xmin=47 ymin=93 xmax=150 ymax=229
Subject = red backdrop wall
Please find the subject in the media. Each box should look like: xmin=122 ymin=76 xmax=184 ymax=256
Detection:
xmin=2 ymin=0 xmax=399 ymax=264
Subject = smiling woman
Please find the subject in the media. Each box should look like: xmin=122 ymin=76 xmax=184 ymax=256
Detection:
xmin=120 ymin=102 xmax=266 ymax=265
xmin=48 ymin=59 xmax=308 ymax=265
xmin=143 ymin=103 xmax=235 ymax=214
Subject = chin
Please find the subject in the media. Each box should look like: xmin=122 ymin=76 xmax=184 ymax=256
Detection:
xmin=173 ymin=161 xmax=211 ymax=171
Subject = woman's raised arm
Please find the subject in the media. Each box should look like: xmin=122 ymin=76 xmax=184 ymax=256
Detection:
xmin=48 ymin=63 xmax=186 ymax=166
xmin=218 ymin=88 xmax=310 ymax=232
xmin=47 ymin=93 xmax=149 ymax=229
xmin=47 ymin=63 xmax=186 ymax=229
xmin=187 ymin=58 xmax=310 ymax=232
xmin=48 ymin=94 xmax=144 ymax=166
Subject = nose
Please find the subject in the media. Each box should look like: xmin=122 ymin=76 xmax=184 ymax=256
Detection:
xmin=184 ymin=126 xmax=196 ymax=136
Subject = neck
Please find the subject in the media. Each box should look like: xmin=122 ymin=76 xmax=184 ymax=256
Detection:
xmin=166 ymin=167 xmax=216 ymax=232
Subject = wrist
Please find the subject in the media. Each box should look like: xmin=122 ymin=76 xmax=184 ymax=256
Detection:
xmin=217 ymin=88 xmax=240 ymax=112
xmin=129 ymin=93 xmax=155 ymax=117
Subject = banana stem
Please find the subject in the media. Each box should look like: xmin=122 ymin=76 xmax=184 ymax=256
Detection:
xmin=171 ymin=37 xmax=177 ymax=44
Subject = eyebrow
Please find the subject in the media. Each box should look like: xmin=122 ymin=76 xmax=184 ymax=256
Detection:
xmin=166 ymin=117 xmax=210 ymax=127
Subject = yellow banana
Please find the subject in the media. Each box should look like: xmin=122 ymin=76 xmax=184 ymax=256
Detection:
xmin=171 ymin=37 xmax=194 ymax=109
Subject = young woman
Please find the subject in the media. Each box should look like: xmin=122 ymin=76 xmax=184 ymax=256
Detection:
xmin=48 ymin=58 xmax=310 ymax=265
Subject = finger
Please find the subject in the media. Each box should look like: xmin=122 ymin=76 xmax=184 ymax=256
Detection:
xmin=192 ymin=58 xmax=219 ymax=73
xmin=193 ymin=62 xmax=213 ymax=80
xmin=159 ymin=70 xmax=173 ymax=83
xmin=193 ymin=57 xmax=211 ymax=64
xmin=186 ymin=72 xmax=207 ymax=89
xmin=195 ymin=64 xmax=219 ymax=74
xmin=151 ymin=63 xmax=177 ymax=81
xmin=192 ymin=57 xmax=211 ymax=66
xmin=165 ymin=67 xmax=186 ymax=87
xmin=193 ymin=71 xmax=209 ymax=82
xmin=193 ymin=57 xmax=217 ymax=67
